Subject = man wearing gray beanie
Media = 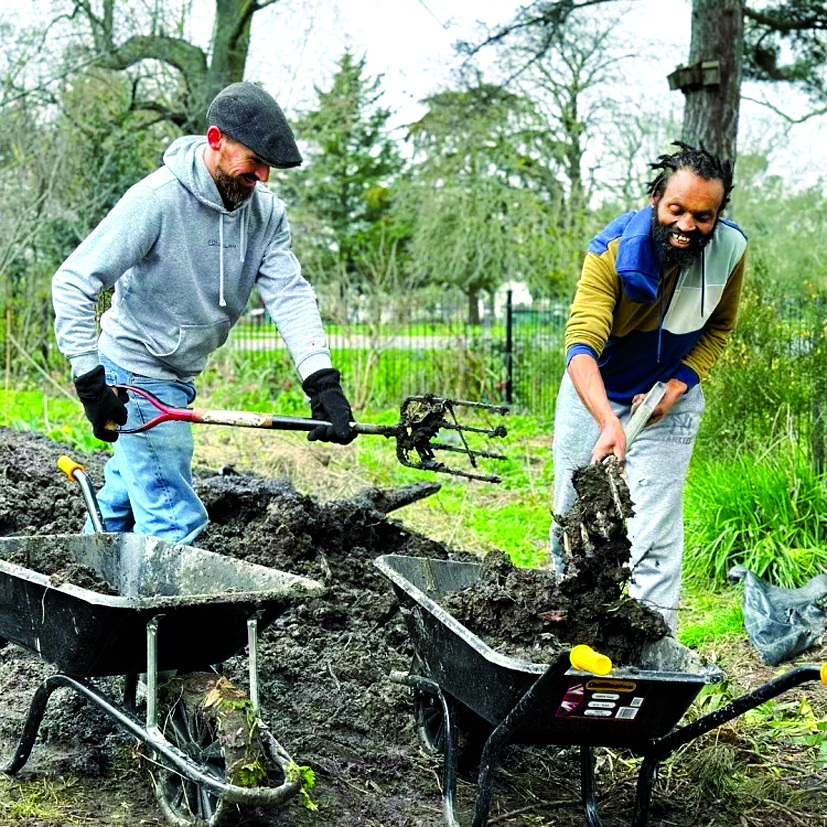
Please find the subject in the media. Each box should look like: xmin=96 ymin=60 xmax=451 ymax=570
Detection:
xmin=52 ymin=82 xmax=355 ymax=546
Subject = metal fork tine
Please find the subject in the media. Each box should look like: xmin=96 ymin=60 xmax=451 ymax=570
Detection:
xmin=427 ymin=443 xmax=508 ymax=461
xmin=437 ymin=423 xmax=508 ymax=437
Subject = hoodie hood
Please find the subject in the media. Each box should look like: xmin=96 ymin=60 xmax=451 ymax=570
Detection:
xmin=163 ymin=136 xmax=229 ymax=213
xmin=589 ymin=206 xmax=661 ymax=304
xmin=163 ymin=135 xmax=254 ymax=306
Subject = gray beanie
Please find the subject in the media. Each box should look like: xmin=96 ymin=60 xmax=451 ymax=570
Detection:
xmin=207 ymin=82 xmax=302 ymax=169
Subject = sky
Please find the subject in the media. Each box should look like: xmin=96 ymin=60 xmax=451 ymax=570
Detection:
xmin=246 ymin=0 xmax=688 ymax=122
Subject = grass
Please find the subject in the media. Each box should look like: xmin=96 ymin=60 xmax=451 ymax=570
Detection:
xmin=0 ymin=388 xmax=101 ymax=453
xmin=685 ymin=444 xmax=827 ymax=588
xmin=0 ymin=775 xmax=75 ymax=821
xmin=676 ymin=582 xmax=745 ymax=647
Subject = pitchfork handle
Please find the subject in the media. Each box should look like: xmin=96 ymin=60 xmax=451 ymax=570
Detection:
xmin=270 ymin=417 xmax=396 ymax=438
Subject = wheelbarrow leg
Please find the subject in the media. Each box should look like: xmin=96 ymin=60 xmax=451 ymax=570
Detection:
xmin=580 ymin=746 xmax=605 ymax=827
xmin=629 ymin=754 xmax=660 ymax=827
xmin=438 ymin=688 xmax=462 ymax=827
xmin=472 ymin=653 xmax=572 ymax=827
xmin=1 ymin=675 xmax=63 ymax=775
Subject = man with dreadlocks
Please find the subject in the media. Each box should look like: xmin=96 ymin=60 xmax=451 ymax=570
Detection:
xmin=549 ymin=141 xmax=747 ymax=631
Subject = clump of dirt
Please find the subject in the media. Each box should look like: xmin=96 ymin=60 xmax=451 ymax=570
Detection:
xmin=47 ymin=564 xmax=118 ymax=594
xmin=0 ymin=543 xmax=118 ymax=595
xmin=444 ymin=458 xmax=668 ymax=665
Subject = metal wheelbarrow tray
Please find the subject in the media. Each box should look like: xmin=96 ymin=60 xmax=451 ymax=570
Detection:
xmin=375 ymin=554 xmax=827 ymax=827
xmin=0 ymin=531 xmax=325 ymax=826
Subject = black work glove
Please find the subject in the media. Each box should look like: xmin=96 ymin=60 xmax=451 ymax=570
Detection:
xmin=74 ymin=365 xmax=129 ymax=443
xmin=302 ymin=368 xmax=356 ymax=445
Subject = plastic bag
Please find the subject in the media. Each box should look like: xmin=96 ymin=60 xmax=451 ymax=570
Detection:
xmin=728 ymin=565 xmax=827 ymax=666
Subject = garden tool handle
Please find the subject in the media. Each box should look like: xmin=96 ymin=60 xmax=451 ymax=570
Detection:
xmin=623 ymin=381 xmax=668 ymax=448
xmin=57 ymin=455 xmax=106 ymax=533
xmin=570 ymin=644 xmax=612 ymax=675
xmin=107 ymin=385 xmax=398 ymax=437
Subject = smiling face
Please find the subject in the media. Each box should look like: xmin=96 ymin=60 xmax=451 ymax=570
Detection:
xmin=205 ymin=126 xmax=271 ymax=208
xmin=651 ymin=168 xmax=725 ymax=269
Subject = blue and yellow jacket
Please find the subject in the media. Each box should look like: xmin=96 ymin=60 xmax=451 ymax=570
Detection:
xmin=565 ymin=206 xmax=747 ymax=403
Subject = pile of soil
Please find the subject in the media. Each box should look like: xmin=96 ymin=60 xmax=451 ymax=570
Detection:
xmin=0 ymin=428 xmax=824 ymax=827
xmin=443 ymin=548 xmax=667 ymax=666
xmin=445 ymin=459 xmax=668 ymax=665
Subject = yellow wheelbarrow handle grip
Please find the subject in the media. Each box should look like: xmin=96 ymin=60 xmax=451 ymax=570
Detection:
xmin=570 ymin=644 xmax=613 ymax=675
xmin=821 ymin=663 xmax=827 ymax=686
xmin=57 ymin=456 xmax=106 ymax=533
xmin=58 ymin=455 xmax=85 ymax=481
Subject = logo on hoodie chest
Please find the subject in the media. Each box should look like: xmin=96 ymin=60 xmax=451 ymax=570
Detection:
xmin=208 ymin=240 xmax=239 ymax=249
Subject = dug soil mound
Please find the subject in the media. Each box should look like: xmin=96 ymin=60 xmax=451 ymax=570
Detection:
xmin=444 ymin=459 xmax=668 ymax=665
xmin=0 ymin=428 xmax=824 ymax=827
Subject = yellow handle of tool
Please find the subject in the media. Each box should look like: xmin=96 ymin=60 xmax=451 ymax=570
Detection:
xmin=570 ymin=644 xmax=613 ymax=676
xmin=57 ymin=455 xmax=85 ymax=482
xmin=821 ymin=663 xmax=827 ymax=686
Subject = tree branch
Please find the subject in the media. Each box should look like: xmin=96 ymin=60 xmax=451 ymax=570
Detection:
xmin=740 ymin=92 xmax=827 ymax=124
xmin=460 ymin=0 xmax=627 ymax=57
xmin=743 ymin=5 xmax=827 ymax=33
xmin=99 ymin=33 xmax=208 ymax=77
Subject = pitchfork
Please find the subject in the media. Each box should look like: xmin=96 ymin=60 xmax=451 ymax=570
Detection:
xmin=108 ymin=385 xmax=509 ymax=483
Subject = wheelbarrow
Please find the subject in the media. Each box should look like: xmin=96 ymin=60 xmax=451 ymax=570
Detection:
xmin=0 ymin=457 xmax=326 ymax=827
xmin=374 ymin=553 xmax=827 ymax=827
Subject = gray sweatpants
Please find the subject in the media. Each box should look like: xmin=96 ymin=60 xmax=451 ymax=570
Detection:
xmin=550 ymin=372 xmax=704 ymax=631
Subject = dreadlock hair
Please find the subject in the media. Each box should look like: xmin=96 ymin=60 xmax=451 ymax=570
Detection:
xmin=646 ymin=141 xmax=734 ymax=212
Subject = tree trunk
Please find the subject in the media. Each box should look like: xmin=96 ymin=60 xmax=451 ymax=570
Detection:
xmin=73 ymin=0 xmax=271 ymax=133
xmin=467 ymin=289 xmax=481 ymax=325
xmin=682 ymin=0 xmax=744 ymax=163
xmin=197 ymin=0 xmax=257 ymax=130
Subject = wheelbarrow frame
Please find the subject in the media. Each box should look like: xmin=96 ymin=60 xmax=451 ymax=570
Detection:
xmin=0 ymin=531 xmax=326 ymax=821
xmin=375 ymin=553 xmax=827 ymax=827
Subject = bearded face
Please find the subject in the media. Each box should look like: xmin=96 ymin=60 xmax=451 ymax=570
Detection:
xmin=650 ymin=168 xmax=725 ymax=270
xmin=213 ymin=164 xmax=258 ymax=208
xmin=650 ymin=213 xmax=714 ymax=270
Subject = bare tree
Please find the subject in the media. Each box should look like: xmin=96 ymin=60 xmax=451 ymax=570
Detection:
xmin=468 ymin=0 xmax=827 ymax=163
xmin=68 ymin=0 xmax=286 ymax=131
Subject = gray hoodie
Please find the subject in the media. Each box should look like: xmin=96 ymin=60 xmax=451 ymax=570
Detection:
xmin=52 ymin=136 xmax=332 ymax=383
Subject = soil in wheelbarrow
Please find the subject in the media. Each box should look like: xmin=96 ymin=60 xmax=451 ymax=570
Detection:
xmin=0 ymin=428 xmax=824 ymax=827
xmin=442 ymin=459 xmax=670 ymax=666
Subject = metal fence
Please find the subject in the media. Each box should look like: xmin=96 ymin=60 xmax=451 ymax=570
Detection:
xmin=8 ymin=286 xmax=826 ymax=454
xmin=227 ymin=291 xmax=568 ymax=419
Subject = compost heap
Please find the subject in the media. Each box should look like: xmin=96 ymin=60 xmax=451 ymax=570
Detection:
xmin=443 ymin=458 xmax=669 ymax=665
xmin=0 ymin=428 xmax=468 ymax=826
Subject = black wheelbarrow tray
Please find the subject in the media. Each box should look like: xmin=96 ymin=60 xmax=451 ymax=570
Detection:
xmin=0 ymin=530 xmax=325 ymax=826
xmin=374 ymin=554 xmax=827 ymax=827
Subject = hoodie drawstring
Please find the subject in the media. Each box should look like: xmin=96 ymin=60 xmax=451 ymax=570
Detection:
xmin=701 ymin=248 xmax=706 ymax=318
xmin=657 ymin=278 xmax=665 ymax=363
xmin=218 ymin=214 xmax=226 ymax=307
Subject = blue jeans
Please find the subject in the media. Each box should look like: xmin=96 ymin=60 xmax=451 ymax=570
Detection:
xmin=89 ymin=355 xmax=208 ymax=545
xmin=550 ymin=372 xmax=704 ymax=631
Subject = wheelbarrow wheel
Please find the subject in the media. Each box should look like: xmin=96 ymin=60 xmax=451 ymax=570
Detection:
xmin=414 ymin=686 xmax=492 ymax=777
xmin=151 ymin=675 xmax=233 ymax=827
xmin=151 ymin=673 xmax=280 ymax=827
